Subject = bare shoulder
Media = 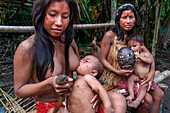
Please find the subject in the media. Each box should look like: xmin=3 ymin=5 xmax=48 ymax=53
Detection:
xmin=104 ymin=30 xmax=115 ymax=38
xmin=17 ymin=35 xmax=35 ymax=52
xmin=84 ymin=74 xmax=98 ymax=83
xmin=14 ymin=34 xmax=35 ymax=59
xmin=103 ymin=30 xmax=116 ymax=43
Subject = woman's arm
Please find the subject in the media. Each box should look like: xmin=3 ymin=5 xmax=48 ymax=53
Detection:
xmin=100 ymin=30 xmax=118 ymax=73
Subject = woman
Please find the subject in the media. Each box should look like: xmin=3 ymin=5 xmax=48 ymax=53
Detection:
xmin=14 ymin=0 xmax=80 ymax=113
xmin=100 ymin=3 xmax=164 ymax=113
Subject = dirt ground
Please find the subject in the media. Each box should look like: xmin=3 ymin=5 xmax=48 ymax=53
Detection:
xmin=0 ymin=45 xmax=169 ymax=113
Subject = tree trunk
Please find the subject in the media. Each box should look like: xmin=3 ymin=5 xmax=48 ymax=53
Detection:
xmin=152 ymin=0 xmax=164 ymax=59
xmin=111 ymin=0 xmax=117 ymax=23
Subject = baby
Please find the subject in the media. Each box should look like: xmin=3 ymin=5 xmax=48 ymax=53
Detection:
xmin=68 ymin=55 xmax=114 ymax=113
xmin=126 ymin=33 xmax=157 ymax=108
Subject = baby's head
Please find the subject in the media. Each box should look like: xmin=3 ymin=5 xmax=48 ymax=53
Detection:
xmin=127 ymin=33 xmax=144 ymax=53
xmin=76 ymin=55 xmax=104 ymax=79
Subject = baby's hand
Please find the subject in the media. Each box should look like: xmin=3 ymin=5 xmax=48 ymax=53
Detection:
xmin=134 ymin=51 xmax=140 ymax=59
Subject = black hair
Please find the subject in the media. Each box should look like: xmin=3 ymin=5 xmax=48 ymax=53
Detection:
xmin=111 ymin=3 xmax=138 ymax=41
xmin=96 ymin=34 xmax=103 ymax=42
xmin=94 ymin=57 xmax=104 ymax=79
xmin=32 ymin=0 xmax=78 ymax=81
xmin=126 ymin=33 xmax=144 ymax=44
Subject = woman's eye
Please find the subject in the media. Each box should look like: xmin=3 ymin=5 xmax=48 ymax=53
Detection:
xmin=63 ymin=15 xmax=69 ymax=19
xmin=122 ymin=16 xmax=127 ymax=19
xmin=49 ymin=14 xmax=55 ymax=17
xmin=130 ymin=16 xmax=134 ymax=18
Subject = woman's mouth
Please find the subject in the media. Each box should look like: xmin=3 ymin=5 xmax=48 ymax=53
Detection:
xmin=52 ymin=29 xmax=62 ymax=34
xmin=125 ymin=25 xmax=131 ymax=28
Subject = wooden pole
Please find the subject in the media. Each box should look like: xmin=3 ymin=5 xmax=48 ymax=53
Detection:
xmin=0 ymin=23 xmax=114 ymax=33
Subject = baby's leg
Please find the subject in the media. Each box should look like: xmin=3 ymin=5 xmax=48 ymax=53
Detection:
xmin=126 ymin=74 xmax=139 ymax=103
xmin=149 ymin=86 xmax=164 ymax=113
xmin=136 ymin=93 xmax=153 ymax=113
xmin=108 ymin=90 xmax=126 ymax=113
xmin=128 ymin=83 xmax=148 ymax=108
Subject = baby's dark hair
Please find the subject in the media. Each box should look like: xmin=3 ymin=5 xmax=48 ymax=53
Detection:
xmin=126 ymin=33 xmax=144 ymax=44
xmin=93 ymin=56 xmax=104 ymax=79
xmin=96 ymin=35 xmax=103 ymax=42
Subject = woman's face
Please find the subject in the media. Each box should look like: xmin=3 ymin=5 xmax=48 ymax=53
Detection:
xmin=119 ymin=10 xmax=135 ymax=32
xmin=44 ymin=1 xmax=70 ymax=37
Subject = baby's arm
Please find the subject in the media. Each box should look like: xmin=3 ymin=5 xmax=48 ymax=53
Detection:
xmin=138 ymin=52 xmax=152 ymax=64
xmin=84 ymin=74 xmax=113 ymax=113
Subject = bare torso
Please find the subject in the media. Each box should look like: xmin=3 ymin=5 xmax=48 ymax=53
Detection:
xmin=68 ymin=75 xmax=95 ymax=113
xmin=16 ymin=34 xmax=80 ymax=102
xmin=134 ymin=53 xmax=150 ymax=80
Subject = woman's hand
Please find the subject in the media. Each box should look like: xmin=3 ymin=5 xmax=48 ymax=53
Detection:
xmin=116 ymin=69 xmax=134 ymax=77
xmin=141 ymin=74 xmax=153 ymax=91
xmin=50 ymin=76 xmax=73 ymax=96
xmin=91 ymin=94 xmax=101 ymax=110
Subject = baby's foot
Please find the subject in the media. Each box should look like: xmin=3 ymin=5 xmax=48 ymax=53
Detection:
xmin=127 ymin=100 xmax=140 ymax=109
xmin=126 ymin=95 xmax=134 ymax=103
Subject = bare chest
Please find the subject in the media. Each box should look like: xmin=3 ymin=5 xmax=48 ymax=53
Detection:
xmin=45 ymin=45 xmax=79 ymax=79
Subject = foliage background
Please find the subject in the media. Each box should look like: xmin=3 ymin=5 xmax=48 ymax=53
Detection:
xmin=0 ymin=0 xmax=169 ymax=112
xmin=0 ymin=0 xmax=169 ymax=71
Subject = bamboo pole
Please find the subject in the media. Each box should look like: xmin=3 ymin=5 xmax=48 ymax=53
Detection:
xmin=0 ymin=23 xmax=114 ymax=33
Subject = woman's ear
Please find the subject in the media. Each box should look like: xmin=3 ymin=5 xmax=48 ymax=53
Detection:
xmin=90 ymin=70 xmax=98 ymax=76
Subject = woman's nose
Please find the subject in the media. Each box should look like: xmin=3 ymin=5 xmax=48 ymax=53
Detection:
xmin=54 ymin=16 xmax=62 ymax=26
xmin=126 ymin=17 xmax=130 ymax=23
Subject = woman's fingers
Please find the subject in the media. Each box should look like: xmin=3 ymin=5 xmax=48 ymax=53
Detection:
xmin=91 ymin=94 xmax=98 ymax=103
xmin=56 ymin=87 xmax=72 ymax=95
xmin=93 ymin=98 xmax=100 ymax=109
xmin=147 ymin=81 xmax=152 ymax=91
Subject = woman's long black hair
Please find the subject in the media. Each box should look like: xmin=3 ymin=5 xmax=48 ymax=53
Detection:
xmin=111 ymin=3 xmax=138 ymax=41
xmin=32 ymin=0 xmax=78 ymax=81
